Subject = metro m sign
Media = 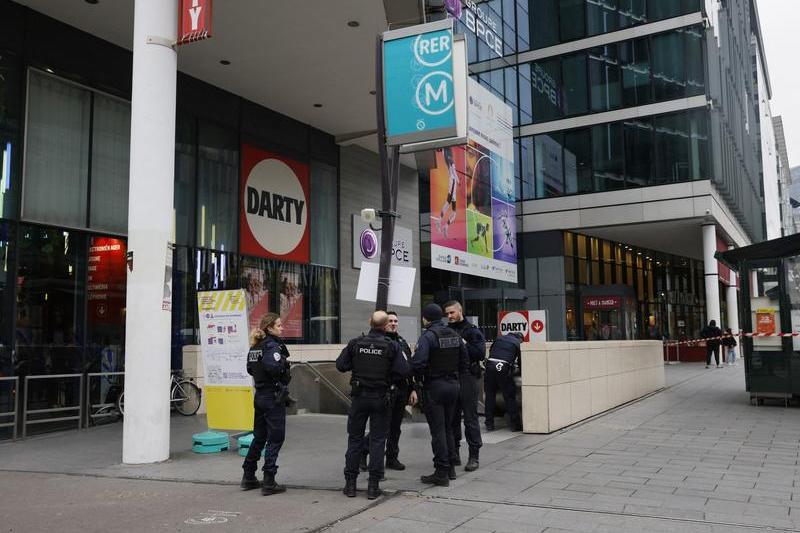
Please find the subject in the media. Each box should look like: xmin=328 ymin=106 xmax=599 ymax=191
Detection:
xmin=178 ymin=0 xmax=212 ymax=45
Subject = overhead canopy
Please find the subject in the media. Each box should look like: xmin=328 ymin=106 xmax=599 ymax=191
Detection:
xmin=716 ymin=232 xmax=800 ymax=268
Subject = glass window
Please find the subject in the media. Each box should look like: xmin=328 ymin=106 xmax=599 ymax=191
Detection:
xmin=196 ymin=121 xmax=238 ymax=252
xmin=0 ymin=53 xmax=22 ymax=220
xmin=86 ymin=236 xmax=127 ymax=375
xmin=651 ymin=30 xmax=686 ymax=100
xmin=310 ymin=161 xmax=338 ymax=267
xmin=516 ymin=0 xmax=531 ymax=52
xmin=531 ymin=0 xmax=559 ymax=49
xmin=518 ymin=63 xmax=533 ymax=125
xmin=592 ymin=122 xmax=625 ymax=191
xmin=531 ymin=59 xmax=562 ymax=123
xmin=648 ymin=0 xmax=685 ymax=20
xmin=23 ymin=70 xmax=90 ymax=228
xmin=520 ymin=136 xmax=535 ymax=200
xmin=653 ymin=112 xmax=690 ymax=184
xmin=688 ymin=109 xmax=709 ymax=181
xmin=564 ymin=128 xmax=592 ymax=194
xmin=504 ymin=67 xmax=519 ymax=126
xmin=619 ymin=0 xmax=647 ymax=28
xmin=89 ymin=93 xmax=131 ymax=234
xmin=534 ymin=133 xmax=565 ymax=197
xmin=559 ymin=0 xmax=586 ymax=42
xmin=620 ymin=38 xmax=652 ymax=107
xmin=587 ymin=0 xmax=621 ymax=36
xmin=589 ymin=44 xmax=622 ymax=112
xmin=685 ymin=26 xmax=705 ymax=97
xmin=624 ymin=118 xmax=653 ymax=187
xmin=174 ymin=114 xmax=196 ymax=246
xmin=562 ymin=54 xmax=588 ymax=116
xmin=307 ymin=265 xmax=338 ymax=344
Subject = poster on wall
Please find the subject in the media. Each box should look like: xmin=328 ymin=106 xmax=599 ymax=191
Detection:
xmin=430 ymin=78 xmax=517 ymax=283
xmin=279 ymin=269 xmax=304 ymax=338
xmin=240 ymin=144 xmax=310 ymax=263
xmin=87 ymin=237 xmax=127 ymax=326
xmin=241 ymin=264 xmax=270 ymax=334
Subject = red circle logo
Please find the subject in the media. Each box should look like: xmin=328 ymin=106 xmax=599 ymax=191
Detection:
xmin=531 ymin=319 xmax=544 ymax=333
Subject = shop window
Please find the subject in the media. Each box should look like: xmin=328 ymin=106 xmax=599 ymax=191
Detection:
xmin=310 ymin=161 xmax=338 ymax=268
xmin=89 ymin=94 xmax=131 ymax=234
xmin=750 ymin=266 xmax=781 ymax=352
xmin=785 ymin=256 xmax=800 ymax=352
xmin=85 ymin=236 xmax=127 ymax=376
xmin=307 ymin=265 xmax=339 ymax=344
xmin=592 ymin=122 xmax=625 ymax=191
xmin=0 ymin=222 xmax=14 ymax=380
xmin=562 ymin=54 xmax=588 ymax=116
xmin=0 ymin=53 xmax=22 ymax=220
xmin=196 ymin=121 xmax=238 ymax=252
xmin=564 ymin=129 xmax=592 ymax=194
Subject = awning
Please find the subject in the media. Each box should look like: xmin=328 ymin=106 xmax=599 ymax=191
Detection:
xmin=716 ymin=232 xmax=800 ymax=269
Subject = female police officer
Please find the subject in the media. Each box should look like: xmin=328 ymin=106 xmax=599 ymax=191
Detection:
xmin=241 ymin=312 xmax=291 ymax=495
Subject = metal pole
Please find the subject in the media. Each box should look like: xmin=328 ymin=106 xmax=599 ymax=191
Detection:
xmin=375 ymin=34 xmax=397 ymax=311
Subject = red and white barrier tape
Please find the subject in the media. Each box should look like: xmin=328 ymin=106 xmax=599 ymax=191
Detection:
xmin=665 ymin=331 xmax=800 ymax=347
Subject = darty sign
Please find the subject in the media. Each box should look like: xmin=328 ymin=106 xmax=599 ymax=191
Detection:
xmin=498 ymin=310 xmax=547 ymax=343
xmin=446 ymin=0 xmax=504 ymax=57
xmin=178 ymin=0 xmax=212 ymax=45
xmin=240 ymin=145 xmax=309 ymax=263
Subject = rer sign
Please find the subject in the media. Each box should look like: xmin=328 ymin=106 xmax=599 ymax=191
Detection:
xmin=382 ymin=19 xmax=466 ymax=146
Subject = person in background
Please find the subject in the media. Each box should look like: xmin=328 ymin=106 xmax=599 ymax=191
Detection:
xmin=722 ymin=327 xmax=738 ymax=366
xmin=700 ymin=319 xmax=723 ymax=369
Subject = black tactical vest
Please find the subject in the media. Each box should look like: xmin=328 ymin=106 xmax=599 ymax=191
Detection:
xmin=247 ymin=347 xmax=268 ymax=387
xmin=351 ymin=335 xmax=392 ymax=387
xmin=428 ymin=327 xmax=461 ymax=376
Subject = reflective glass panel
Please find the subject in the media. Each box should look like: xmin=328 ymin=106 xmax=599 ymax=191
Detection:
xmin=564 ymin=129 xmax=592 ymax=194
xmin=592 ymin=122 xmax=625 ymax=191
xmin=534 ymin=133 xmax=565 ymax=197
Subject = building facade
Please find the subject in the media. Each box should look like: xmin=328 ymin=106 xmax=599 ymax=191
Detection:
xmin=773 ymin=116 xmax=798 ymax=236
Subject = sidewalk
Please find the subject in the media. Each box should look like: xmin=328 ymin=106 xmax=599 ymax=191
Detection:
xmin=3 ymin=363 xmax=800 ymax=532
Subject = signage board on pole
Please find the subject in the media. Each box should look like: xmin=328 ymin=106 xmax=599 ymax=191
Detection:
xmin=352 ymin=214 xmax=413 ymax=269
xmin=498 ymin=310 xmax=547 ymax=343
xmin=197 ymin=289 xmax=253 ymax=431
xmin=382 ymin=19 xmax=467 ymax=148
xmin=178 ymin=0 xmax=213 ymax=45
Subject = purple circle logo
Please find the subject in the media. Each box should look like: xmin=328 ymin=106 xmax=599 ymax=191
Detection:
xmin=360 ymin=228 xmax=378 ymax=259
xmin=445 ymin=0 xmax=462 ymax=19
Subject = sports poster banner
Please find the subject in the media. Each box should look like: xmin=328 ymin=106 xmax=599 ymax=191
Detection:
xmin=430 ymin=78 xmax=517 ymax=283
xmin=197 ymin=289 xmax=254 ymax=430
xmin=278 ymin=268 xmax=304 ymax=338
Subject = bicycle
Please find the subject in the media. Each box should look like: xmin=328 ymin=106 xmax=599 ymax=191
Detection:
xmin=117 ymin=373 xmax=202 ymax=416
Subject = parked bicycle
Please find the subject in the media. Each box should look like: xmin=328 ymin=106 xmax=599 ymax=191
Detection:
xmin=117 ymin=372 xmax=202 ymax=416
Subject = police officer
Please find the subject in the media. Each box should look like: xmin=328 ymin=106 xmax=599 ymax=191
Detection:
xmin=443 ymin=300 xmax=485 ymax=471
xmin=410 ymin=303 xmax=469 ymax=486
xmin=241 ymin=312 xmax=291 ymax=496
xmin=484 ymin=332 xmax=523 ymax=432
xmin=360 ymin=311 xmax=413 ymax=473
xmin=337 ymin=311 xmax=410 ymax=500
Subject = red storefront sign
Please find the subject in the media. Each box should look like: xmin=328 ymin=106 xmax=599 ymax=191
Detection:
xmin=583 ymin=296 xmax=621 ymax=311
xmin=87 ymin=237 xmax=127 ymax=325
xmin=178 ymin=0 xmax=212 ymax=45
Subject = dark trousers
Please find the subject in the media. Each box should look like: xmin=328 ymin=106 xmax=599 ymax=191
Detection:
xmin=242 ymin=392 xmax=286 ymax=476
xmin=706 ymin=344 xmax=720 ymax=366
xmin=345 ymin=390 xmax=390 ymax=480
xmin=423 ymin=377 xmax=459 ymax=470
xmin=484 ymin=364 xmax=520 ymax=428
xmin=361 ymin=383 xmax=409 ymax=462
xmin=452 ymin=371 xmax=482 ymax=456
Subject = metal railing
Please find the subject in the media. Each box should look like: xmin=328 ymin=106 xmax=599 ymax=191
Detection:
xmin=85 ymin=371 xmax=124 ymax=426
xmin=22 ymin=373 xmax=83 ymax=438
xmin=0 ymin=376 xmax=18 ymax=440
xmin=295 ymin=361 xmax=352 ymax=408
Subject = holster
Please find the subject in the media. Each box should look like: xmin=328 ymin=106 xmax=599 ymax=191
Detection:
xmin=384 ymin=385 xmax=397 ymax=408
xmin=350 ymin=378 xmax=362 ymax=397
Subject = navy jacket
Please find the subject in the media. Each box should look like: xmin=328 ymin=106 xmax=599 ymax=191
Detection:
xmin=449 ymin=319 xmax=486 ymax=364
xmin=411 ymin=323 xmax=469 ymax=379
xmin=488 ymin=334 xmax=522 ymax=366
xmin=251 ymin=335 xmax=291 ymax=386
xmin=336 ymin=328 xmax=411 ymax=386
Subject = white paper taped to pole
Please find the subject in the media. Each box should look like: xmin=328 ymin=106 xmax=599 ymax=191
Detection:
xmin=355 ymin=262 xmax=416 ymax=308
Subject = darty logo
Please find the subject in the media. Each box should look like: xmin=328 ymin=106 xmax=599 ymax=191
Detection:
xmin=243 ymin=158 xmax=307 ymax=256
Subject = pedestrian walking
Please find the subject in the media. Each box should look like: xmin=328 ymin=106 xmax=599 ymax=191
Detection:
xmin=360 ymin=311 xmax=413 ymax=474
xmin=722 ymin=327 xmax=738 ymax=366
xmin=443 ymin=300 xmax=484 ymax=471
xmin=410 ymin=303 xmax=469 ymax=486
xmin=241 ymin=312 xmax=291 ymax=495
xmin=337 ymin=311 xmax=410 ymax=500
xmin=700 ymin=319 xmax=723 ymax=368
xmin=484 ymin=332 xmax=523 ymax=432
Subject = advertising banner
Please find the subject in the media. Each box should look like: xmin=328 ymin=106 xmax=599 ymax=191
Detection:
xmin=197 ymin=289 xmax=253 ymax=430
xmin=498 ymin=310 xmax=547 ymax=343
xmin=278 ymin=269 xmax=304 ymax=338
xmin=240 ymin=144 xmax=310 ymax=263
xmin=178 ymin=0 xmax=212 ymax=45
xmin=352 ymin=214 xmax=413 ymax=269
xmin=87 ymin=237 xmax=126 ymax=325
xmin=241 ymin=264 xmax=270 ymax=336
xmin=430 ymin=78 xmax=517 ymax=283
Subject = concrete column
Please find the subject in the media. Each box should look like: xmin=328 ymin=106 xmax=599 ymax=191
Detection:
xmin=702 ymin=224 xmax=721 ymax=328
xmin=122 ymin=0 xmax=178 ymax=464
xmin=727 ymin=270 xmax=740 ymax=334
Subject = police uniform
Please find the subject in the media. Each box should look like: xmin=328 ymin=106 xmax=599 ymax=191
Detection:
xmin=412 ymin=321 xmax=469 ymax=485
xmin=336 ymin=328 xmax=410 ymax=497
xmin=484 ymin=333 xmax=522 ymax=431
xmin=448 ymin=319 xmax=485 ymax=469
xmin=242 ymin=334 xmax=291 ymax=494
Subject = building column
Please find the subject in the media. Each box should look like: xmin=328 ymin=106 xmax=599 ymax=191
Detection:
xmin=122 ymin=0 xmax=178 ymax=464
xmin=727 ymin=270 xmax=740 ymax=334
xmin=702 ymin=224 xmax=721 ymax=328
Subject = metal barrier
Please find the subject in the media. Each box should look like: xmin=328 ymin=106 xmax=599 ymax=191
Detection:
xmin=0 ymin=376 xmax=18 ymax=440
xmin=85 ymin=371 xmax=124 ymax=426
xmin=22 ymin=373 xmax=83 ymax=438
xmin=296 ymin=361 xmax=352 ymax=408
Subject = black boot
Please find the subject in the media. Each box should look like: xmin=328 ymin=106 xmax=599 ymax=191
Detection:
xmin=385 ymin=457 xmax=406 ymax=471
xmin=343 ymin=477 xmax=357 ymax=497
xmin=485 ymin=421 xmax=495 ymax=431
xmin=420 ymin=469 xmax=450 ymax=486
xmin=465 ymin=451 xmax=479 ymax=472
xmin=448 ymin=465 xmax=457 ymax=480
xmin=261 ymin=473 xmax=286 ymax=495
xmin=240 ymin=471 xmax=261 ymax=491
xmin=451 ymin=451 xmax=462 ymax=466
xmin=367 ymin=478 xmax=381 ymax=500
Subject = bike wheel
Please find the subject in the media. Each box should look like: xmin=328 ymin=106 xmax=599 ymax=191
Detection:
xmin=173 ymin=380 xmax=201 ymax=416
xmin=117 ymin=391 xmax=125 ymax=416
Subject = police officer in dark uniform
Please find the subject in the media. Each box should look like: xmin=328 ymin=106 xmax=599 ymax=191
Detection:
xmin=484 ymin=332 xmax=523 ymax=432
xmin=241 ymin=312 xmax=291 ymax=495
xmin=360 ymin=311 xmax=413 ymax=473
xmin=337 ymin=311 xmax=410 ymax=500
xmin=410 ymin=303 xmax=469 ymax=486
xmin=443 ymin=300 xmax=485 ymax=471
